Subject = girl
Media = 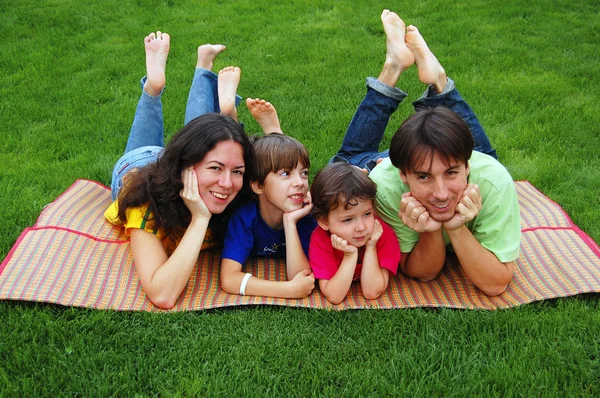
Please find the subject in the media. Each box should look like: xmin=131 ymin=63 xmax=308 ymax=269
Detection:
xmin=309 ymin=163 xmax=400 ymax=304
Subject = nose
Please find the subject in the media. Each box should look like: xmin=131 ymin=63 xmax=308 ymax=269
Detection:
xmin=432 ymin=178 xmax=448 ymax=200
xmin=355 ymin=219 xmax=366 ymax=232
xmin=291 ymin=171 xmax=303 ymax=187
xmin=218 ymin=172 xmax=233 ymax=189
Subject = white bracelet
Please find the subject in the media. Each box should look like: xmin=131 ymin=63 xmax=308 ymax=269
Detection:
xmin=239 ymin=273 xmax=252 ymax=296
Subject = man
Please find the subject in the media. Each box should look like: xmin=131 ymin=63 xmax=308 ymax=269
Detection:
xmin=331 ymin=10 xmax=520 ymax=295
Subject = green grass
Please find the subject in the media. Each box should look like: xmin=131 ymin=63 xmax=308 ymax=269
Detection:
xmin=1 ymin=0 xmax=599 ymax=395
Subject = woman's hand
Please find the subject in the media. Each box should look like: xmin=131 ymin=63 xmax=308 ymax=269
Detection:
xmin=180 ymin=167 xmax=211 ymax=221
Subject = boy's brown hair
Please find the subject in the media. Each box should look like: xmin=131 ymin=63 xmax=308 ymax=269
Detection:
xmin=250 ymin=133 xmax=310 ymax=185
xmin=310 ymin=162 xmax=377 ymax=220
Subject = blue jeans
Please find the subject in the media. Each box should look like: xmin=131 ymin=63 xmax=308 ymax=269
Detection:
xmin=331 ymin=77 xmax=497 ymax=172
xmin=110 ymin=69 xmax=241 ymax=199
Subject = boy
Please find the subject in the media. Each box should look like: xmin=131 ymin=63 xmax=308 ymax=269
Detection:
xmin=219 ymin=129 xmax=317 ymax=299
xmin=309 ymin=163 xmax=400 ymax=304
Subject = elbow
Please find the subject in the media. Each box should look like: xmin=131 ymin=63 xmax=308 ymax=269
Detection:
xmin=325 ymin=295 xmax=344 ymax=305
xmin=362 ymin=286 xmax=384 ymax=300
xmin=220 ymin=273 xmax=239 ymax=295
xmin=478 ymin=282 xmax=509 ymax=297
xmin=148 ymin=294 xmax=177 ymax=310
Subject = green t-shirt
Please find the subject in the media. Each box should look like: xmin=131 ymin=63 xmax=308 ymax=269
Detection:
xmin=370 ymin=151 xmax=521 ymax=263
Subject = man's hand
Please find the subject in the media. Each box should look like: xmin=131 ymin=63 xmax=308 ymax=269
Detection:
xmin=443 ymin=184 xmax=482 ymax=231
xmin=399 ymin=192 xmax=442 ymax=233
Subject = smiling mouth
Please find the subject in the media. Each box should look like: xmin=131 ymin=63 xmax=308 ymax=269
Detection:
xmin=289 ymin=193 xmax=304 ymax=201
xmin=211 ymin=192 xmax=229 ymax=200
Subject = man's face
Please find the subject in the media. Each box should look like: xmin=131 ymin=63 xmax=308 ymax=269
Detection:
xmin=400 ymin=152 xmax=469 ymax=222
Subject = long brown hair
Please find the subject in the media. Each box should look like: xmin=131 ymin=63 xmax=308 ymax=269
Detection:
xmin=117 ymin=113 xmax=253 ymax=240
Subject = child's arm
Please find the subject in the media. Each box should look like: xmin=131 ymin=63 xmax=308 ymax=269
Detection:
xmin=318 ymin=235 xmax=358 ymax=305
xmin=283 ymin=194 xmax=313 ymax=279
xmin=360 ymin=219 xmax=390 ymax=300
xmin=220 ymin=259 xmax=314 ymax=298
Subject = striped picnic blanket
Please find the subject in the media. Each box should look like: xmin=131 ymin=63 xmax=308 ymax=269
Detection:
xmin=1 ymin=179 xmax=599 ymax=311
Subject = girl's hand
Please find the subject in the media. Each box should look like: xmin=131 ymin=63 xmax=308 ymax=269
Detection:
xmin=331 ymin=234 xmax=358 ymax=255
xmin=180 ymin=167 xmax=211 ymax=221
xmin=366 ymin=219 xmax=383 ymax=247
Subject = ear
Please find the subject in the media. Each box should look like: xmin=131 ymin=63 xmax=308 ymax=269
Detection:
xmin=250 ymin=181 xmax=263 ymax=195
xmin=466 ymin=163 xmax=470 ymax=177
xmin=317 ymin=217 xmax=330 ymax=231
xmin=399 ymin=170 xmax=408 ymax=184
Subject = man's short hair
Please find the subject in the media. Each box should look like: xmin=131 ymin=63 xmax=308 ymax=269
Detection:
xmin=389 ymin=107 xmax=474 ymax=173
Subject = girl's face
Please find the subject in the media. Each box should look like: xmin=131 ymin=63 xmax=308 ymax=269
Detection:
xmin=318 ymin=198 xmax=375 ymax=248
xmin=193 ymin=140 xmax=246 ymax=214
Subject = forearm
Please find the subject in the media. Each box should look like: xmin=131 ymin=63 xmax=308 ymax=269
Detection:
xmin=319 ymin=254 xmax=357 ymax=304
xmin=402 ymin=229 xmax=445 ymax=280
xmin=141 ymin=218 xmax=209 ymax=308
xmin=360 ymin=245 xmax=388 ymax=299
xmin=446 ymin=225 xmax=514 ymax=295
xmin=220 ymin=259 xmax=308 ymax=299
xmin=283 ymin=220 xmax=311 ymax=279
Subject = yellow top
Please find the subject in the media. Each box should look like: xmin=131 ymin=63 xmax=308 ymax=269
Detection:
xmin=104 ymin=200 xmax=219 ymax=254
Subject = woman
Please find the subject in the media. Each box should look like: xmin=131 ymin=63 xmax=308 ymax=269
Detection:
xmin=105 ymin=31 xmax=253 ymax=309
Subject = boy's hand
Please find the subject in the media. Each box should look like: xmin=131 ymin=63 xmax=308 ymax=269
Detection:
xmin=289 ymin=269 xmax=315 ymax=298
xmin=366 ymin=219 xmax=383 ymax=247
xmin=283 ymin=192 xmax=312 ymax=224
xmin=331 ymin=234 xmax=358 ymax=255
xmin=399 ymin=192 xmax=442 ymax=233
xmin=443 ymin=184 xmax=482 ymax=231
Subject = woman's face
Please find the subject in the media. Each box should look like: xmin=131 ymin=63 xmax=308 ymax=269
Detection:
xmin=193 ymin=140 xmax=246 ymax=214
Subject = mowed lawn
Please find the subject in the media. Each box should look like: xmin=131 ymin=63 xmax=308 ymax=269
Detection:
xmin=1 ymin=0 xmax=599 ymax=395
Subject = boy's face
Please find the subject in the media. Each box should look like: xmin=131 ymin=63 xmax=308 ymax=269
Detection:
xmin=252 ymin=162 xmax=309 ymax=214
xmin=400 ymin=152 xmax=469 ymax=222
xmin=318 ymin=198 xmax=375 ymax=248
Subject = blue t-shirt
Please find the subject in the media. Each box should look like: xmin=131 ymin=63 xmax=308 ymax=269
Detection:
xmin=222 ymin=200 xmax=317 ymax=265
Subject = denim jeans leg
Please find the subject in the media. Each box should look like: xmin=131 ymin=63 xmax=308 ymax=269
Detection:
xmin=331 ymin=77 xmax=408 ymax=172
xmin=184 ymin=68 xmax=242 ymax=125
xmin=412 ymin=78 xmax=497 ymax=159
xmin=124 ymin=77 xmax=165 ymax=154
xmin=110 ymin=146 xmax=163 ymax=200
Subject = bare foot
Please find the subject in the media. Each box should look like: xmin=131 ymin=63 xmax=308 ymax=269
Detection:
xmin=218 ymin=66 xmax=241 ymax=121
xmin=405 ymin=25 xmax=447 ymax=93
xmin=143 ymin=31 xmax=170 ymax=97
xmin=246 ymin=98 xmax=282 ymax=134
xmin=378 ymin=9 xmax=414 ymax=87
xmin=196 ymin=44 xmax=227 ymax=70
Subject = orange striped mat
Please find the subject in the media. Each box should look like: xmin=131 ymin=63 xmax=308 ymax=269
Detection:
xmin=1 ymin=179 xmax=599 ymax=311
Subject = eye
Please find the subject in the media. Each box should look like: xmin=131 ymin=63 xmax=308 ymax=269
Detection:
xmin=279 ymin=170 xmax=290 ymax=177
xmin=233 ymin=169 xmax=244 ymax=176
xmin=210 ymin=166 xmax=222 ymax=171
xmin=301 ymin=169 xmax=309 ymax=177
xmin=417 ymin=174 xmax=428 ymax=181
xmin=364 ymin=211 xmax=372 ymax=217
xmin=447 ymin=170 xmax=459 ymax=176
xmin=342 ymin=218 xmax=353 ymax=223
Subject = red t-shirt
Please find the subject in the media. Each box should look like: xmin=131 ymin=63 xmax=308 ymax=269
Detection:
xmin=309 ymin=218 xmax=401 ymax=280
